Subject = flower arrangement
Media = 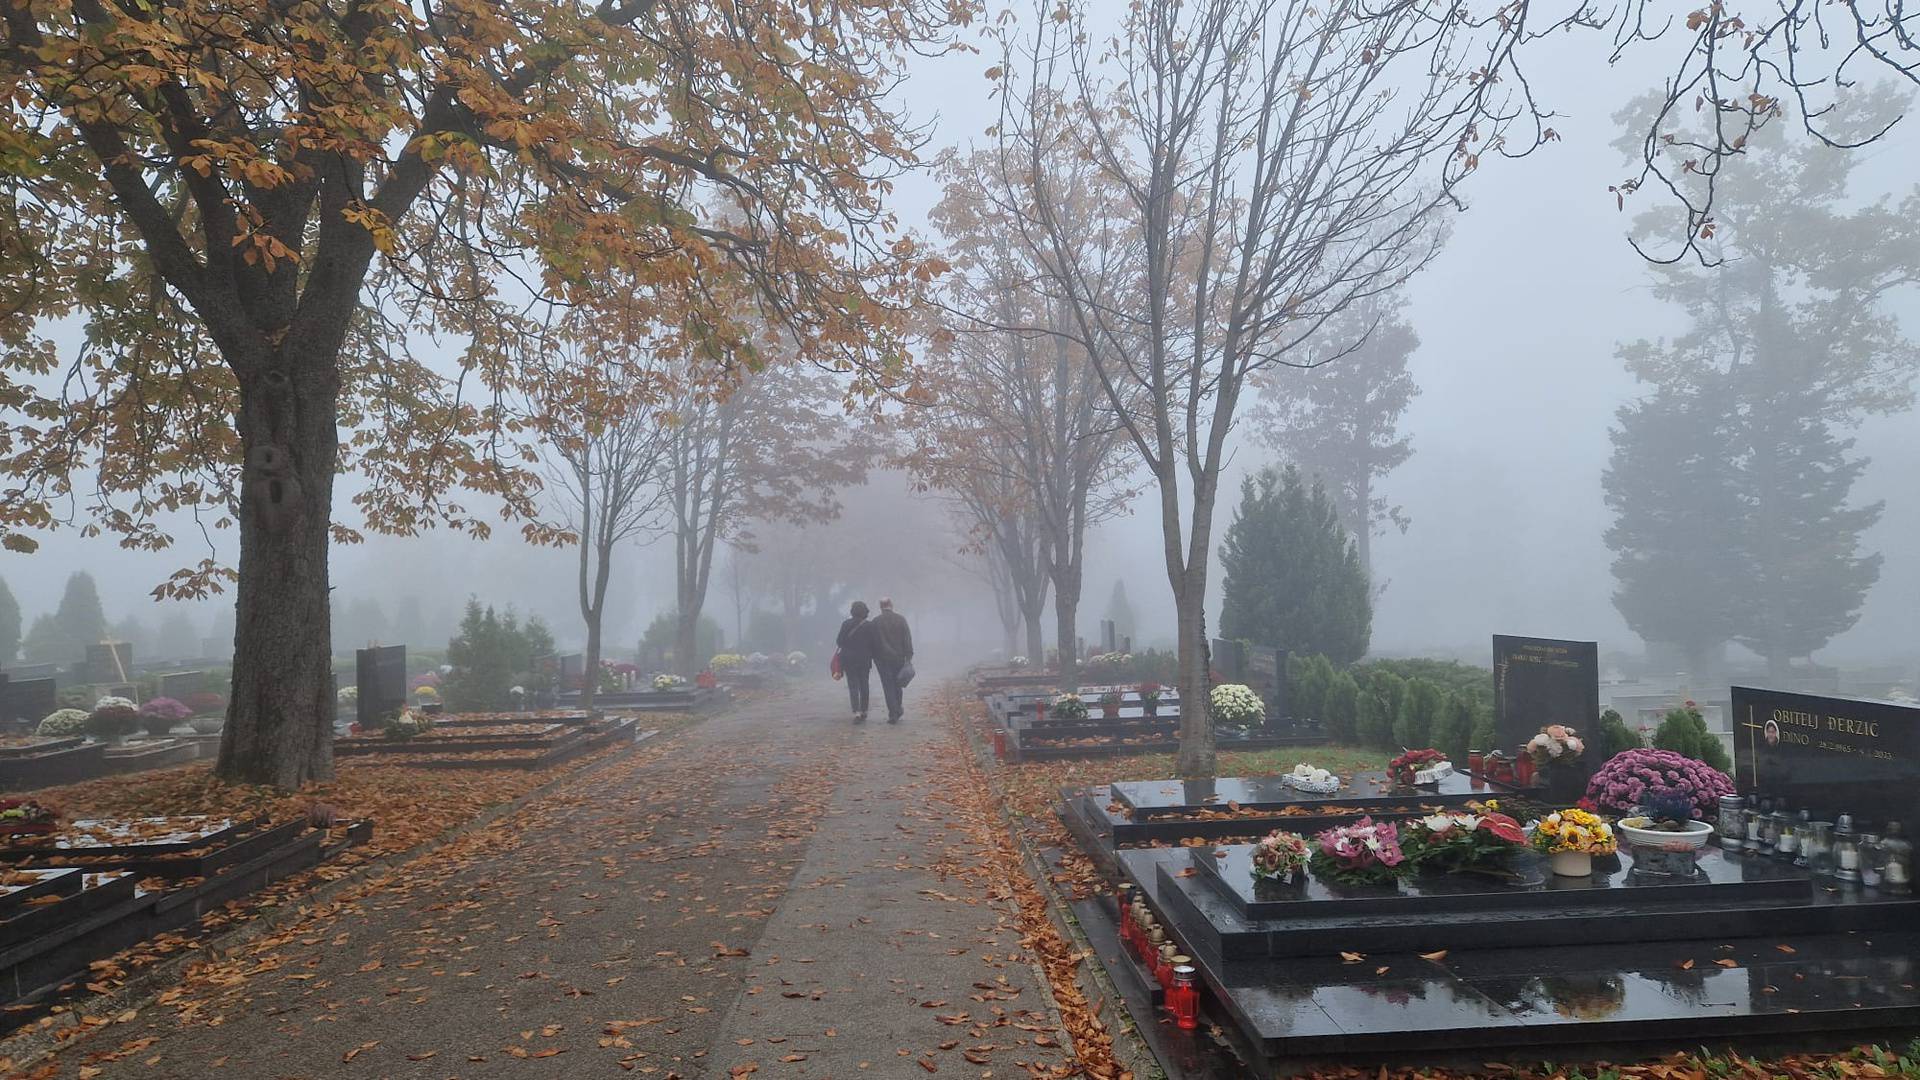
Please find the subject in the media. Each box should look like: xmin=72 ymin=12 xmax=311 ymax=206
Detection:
xmin=786 ymin=651 xmax=807 ymax=667
xmin=336 ymin=685 xmax=359 ymax=704
xmin=1099 ymin=689 xmax=1124 ymax=713
xmin=382 ymin=707 xmax=433 ymax=740
xmin=36 ymin=708 xmax=90 ymax=737
xmin=1136 ymin=682 xmax=1162 ymax=704
xmin=408 ymin=672 xmax=442 ymax=690
xmin=184 ymin=691 xmax=226 ymax=715
xmin=0 ymin=797 xmax=59 ymax=832
xmin=139 ymin=696 xmax=193 ymax=736
xmin=1531 ymin=808 xmax=1617 ymax=856
xmin=414 ymin=684 xmax=440 ymax=702
xmin=1387 ymin=748 xmax=1448 ymax=787
xmin=1583 ymin=747 xmax=1733 ymax=819
xmin=1525 ymin=724 xmax=1585 ymax=766
xmin=1086 ymin=651 xmax=1133 ymax=671
xmin=1309 ymin=817 xmax=1407 ymax=886
xmin=87 ymin=697 xmax=141 ymax=741
xmin=1208 ymin=683 xmax=1264 ymax=731
xmin=710 ymin=653 xmax=746 ymax=672
xmin=1284 ymin=762 xmax=1340 ymax=794
xmin=1051 ymin=693 xmax=1088 ymax=721
xmin=1009 ymin=656 xmax=1030 ymax=669
xmin=1251 ymin=830 xmax=1312 ymax=881
xmin=1400 ymin=810 xmax=1527 ymax=873
xmin=653 ymin=673 xmax=689 ymax=691
xmin=746 ymin=652 xmax=770 ymax=667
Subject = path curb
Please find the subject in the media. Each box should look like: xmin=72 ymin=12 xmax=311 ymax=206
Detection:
xmin=0 ymin=722 xmax=684 ymax=1073
xmin=949 ymin=687 xmax=1164 ymax=1080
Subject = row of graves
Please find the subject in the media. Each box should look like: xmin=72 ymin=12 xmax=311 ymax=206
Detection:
xmin=0 ymin=663 xmax=235 ymax=793
xmin=0 ymin=809 xmax=371 ymax=1028
xmin=983 ymin=637 xmax=1325 ymax=762
xmin=351 ymin=646 xmax=644 ymax=768
xmin=1045 ymin=635 xmax=1920 ymax=1076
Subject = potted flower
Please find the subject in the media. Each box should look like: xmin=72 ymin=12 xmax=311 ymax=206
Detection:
xmin=1400 ymin=810 xmax=1528 ymax=875
xmin=1524 ymin=724 xmax=1586 ymax=800
xmin=1251 ymin=829 xmax=1311 ymax=887
xmin=1099 ymin=689 xmax=1124 ymax=718
xmin=1531 ymin=807 xmax=1617 ymax=877
xmin=1208 ymin=683 xmax=1264 ymax=734
xmin=138 ymin=697 xmax=193 ymax=737
xmin=1137 ymin=683 xmax=1163 ymax=717
xmin=86 ymin=696 xmax=141 ymax=744
xmin=1584 ymin=748 xmax=1734 ymax=819
xmin=1009 ymin=655 xmax=1030 ymax=670
xmin=1308 ymin=817 xmax=1408 ymax=887
xmin=1616 ymin=791 xmax=1716 ymax=878
xmin=35 ymin=708 xmax=90 ymax=738
xmin=1051 ymin=692 xmax=1089 ymax=721
xmin=653 ymin=673 xmax=688 ymax=692
xmin=1386 ymin=748 xmax=1450 ymax=788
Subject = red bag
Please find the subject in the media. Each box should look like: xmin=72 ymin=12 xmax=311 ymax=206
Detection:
xmin=830 ymin=649 xmax=844 ymax=681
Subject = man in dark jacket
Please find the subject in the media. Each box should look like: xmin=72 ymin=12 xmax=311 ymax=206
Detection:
xmin=870 ymin=597 xmax=914 ymax=724
xmin=836 ymin=601 xmax=874 ymax=723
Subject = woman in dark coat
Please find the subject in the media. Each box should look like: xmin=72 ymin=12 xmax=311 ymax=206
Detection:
xmin=836 ymin=601 xmax=875 ymax=723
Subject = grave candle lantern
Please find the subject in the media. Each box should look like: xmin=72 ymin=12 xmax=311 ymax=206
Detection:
xmin=1835 ymin=820 xmax=1864 ymax=884
xmin=1168 ymin=965 xmax=1200 ymax=1030
xmin=1157 ymin=943 xmax=1177 ymax=990
xmin=1861 ymin=834 xmax=1885 ymax=888
xmin=1793 ymin=810 xmax=1813 ymax=866
xmin=1881 ymin=818 xmax=1912 ymax=895
xmin=1775 ymin=815 xmax=1799 ymax=860
xmin=1881 ymin=822 xmax=1913 ymax=894
xmin=1804 ymin=821 xmax=1836 ymax=877
xmin=1746 ymin=798 xmax=1770 ymax=854
xmin=1716 ymin=795 xmax=1747 ymax=851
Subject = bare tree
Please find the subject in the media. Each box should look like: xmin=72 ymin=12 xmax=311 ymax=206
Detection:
xmin=544 ymin=407 xmax=671 ymax=712
xmin=990 ymin=0 xmax=1562 ymax=774
xmin=925 ymin=150 xmax=1138 ymax=689
xmin=662 ymin=364 xmax=869 ymax=675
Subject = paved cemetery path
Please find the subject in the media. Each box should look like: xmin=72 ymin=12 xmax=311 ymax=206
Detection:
xmin=31 ymin=682 xmax=1073 ymax=1080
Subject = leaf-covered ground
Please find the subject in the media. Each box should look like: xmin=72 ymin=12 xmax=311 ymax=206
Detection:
xmin=9 ymin=688 xmax=1088 ymax=1079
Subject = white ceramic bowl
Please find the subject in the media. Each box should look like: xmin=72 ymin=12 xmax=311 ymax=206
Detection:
xmin=1616 ymin=817 xmax=1715 ymax=851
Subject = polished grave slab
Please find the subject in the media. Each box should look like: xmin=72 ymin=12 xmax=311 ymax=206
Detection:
xmin=1115 ymin=844 xmax=1920 ymax=1067
xmin=1191 ymin=841 xmax=1812 ymax=921
xmin=1112 ymin=771 xmax=1482 ymax=819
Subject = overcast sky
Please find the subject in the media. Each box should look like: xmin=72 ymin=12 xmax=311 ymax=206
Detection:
xmin=6 ymin=14 xmax=1916 ymax=673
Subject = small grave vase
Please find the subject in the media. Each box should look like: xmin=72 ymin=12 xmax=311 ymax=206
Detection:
xmin=1549 ymin=850 xmax=1594 ymax=877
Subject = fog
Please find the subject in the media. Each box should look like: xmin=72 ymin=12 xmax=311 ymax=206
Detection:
xmin=6 ymin=21 xmax=1917 ymax=677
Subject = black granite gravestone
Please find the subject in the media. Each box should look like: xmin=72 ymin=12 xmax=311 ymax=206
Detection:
xmin=1100 ymin=620 xmax=1117 ymax=654
xmin=355 ymin=645 xmax=407 ymax=726
xmin=2 ymin=678 xmax=56 ymax=726
xmin=1492 ymin=635 xmax=1599 ymax=751
xmin=1246 ymin=645 xmax=1290 ymax=727
xmin=1732 ymin=686 xmax=1919 ymax=827
xmin=1211 ymin=637 xmax=1246 ymax=681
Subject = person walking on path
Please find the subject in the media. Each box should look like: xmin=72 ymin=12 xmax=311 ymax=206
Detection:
xmin=836 ymin=601 xmax=875 ymax=723
xmin=870 ymin=597 xmax=914 ymax=724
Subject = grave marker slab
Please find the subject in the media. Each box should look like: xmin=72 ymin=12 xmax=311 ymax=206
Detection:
xmin=1492 ymin=634 xmax=1599 ymax=752
xmin=1732 ymin=685 xmax=1920 ymax=826
xmin=1211 ymin=637 xmax=1246 ymax=681
xmin=2 ymin=678 xmax=56 ymax=725
xmin=355 ymin=645 xmax=407 ymax=726
xmin=157 ymin=671 xmax=204 ymax=701
xmin=83 ymin=642 xmax=133 ymax=686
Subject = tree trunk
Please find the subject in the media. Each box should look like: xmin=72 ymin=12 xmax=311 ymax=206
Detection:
xmin=675 ymin=607 xmax=701 ymax=677
xmin=581 ymin=611 xmax=603 ymax=713
xmin=1173 ymin=566 xmax=1215 ymax=778
xmin=216 ymin=360 xmax=339 ymax=789
xmin=1054 ymin=574 xmax=1080 ymax=693
xmin=1024 ymin=610 xmax=1044 ymax=666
